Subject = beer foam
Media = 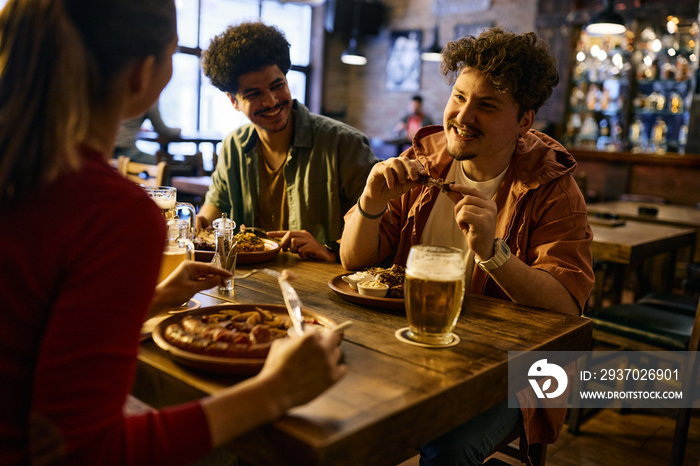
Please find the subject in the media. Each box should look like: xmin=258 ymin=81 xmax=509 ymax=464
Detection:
xmin=153 ymin=197 xmax=176 ymax=209
xmin=406 ymin=257 xmax=465 ymax=281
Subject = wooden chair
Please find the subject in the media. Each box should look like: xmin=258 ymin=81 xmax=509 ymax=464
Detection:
xmin=156 ymin=150 xmax=203 ymax=178
xmin=109 ymin=155 xmax=129 ymax=174
xmin=169 ymin=151 xmax=216 ymax=206
xmin=120 ymin=157 xmax=168 ymax=187
xmin=570 ymin=297 xmax=700 ymax=465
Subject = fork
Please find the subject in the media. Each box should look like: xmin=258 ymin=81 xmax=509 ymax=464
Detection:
xmin=233 ymin=268 xmax=280 ymax=280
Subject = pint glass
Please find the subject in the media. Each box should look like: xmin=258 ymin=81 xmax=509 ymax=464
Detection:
xmin=404 ymin=245 xmax=467 ymax=345
xmin=142 ymin=186 xmax=196 ymax=239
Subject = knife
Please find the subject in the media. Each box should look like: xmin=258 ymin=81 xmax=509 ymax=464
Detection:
xmin=262 ymin=268 xmax=306 ymax=336
xmin=278 ymin=274 xmax=306 ymax=336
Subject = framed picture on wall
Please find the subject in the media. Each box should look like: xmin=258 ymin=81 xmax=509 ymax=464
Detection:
xmin=454 ymin=22 xmax=493 ymax=40
xmin=386 ymin=30 xmax=422 ymax=92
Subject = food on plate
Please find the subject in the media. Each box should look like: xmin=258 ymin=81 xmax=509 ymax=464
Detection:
xmin=416 ymin=174 xmax=455 ymax=193
xmin=366 ymin=264 xmax=406 ymax=299
xmin=194 ymin=228 xmax=267 ymax=253
xmin=194 ymin=228 xmax=216 ymax=251
xmin=163 ymin=307 xmax=291 ymax=358
xmin=236 ymin=231 xmax=266 ymax=252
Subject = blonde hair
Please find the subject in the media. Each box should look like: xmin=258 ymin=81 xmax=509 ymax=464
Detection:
xmin=0 ymin=0 xmax=89 ymax=204
xmin=0 ymin=0 xmax=176 ymax=206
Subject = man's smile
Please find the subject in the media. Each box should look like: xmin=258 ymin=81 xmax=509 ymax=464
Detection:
xmin=448 ymin=121 xmax=481 ymax=139
xmin=255 ymin=102 xmax=288 ymax=118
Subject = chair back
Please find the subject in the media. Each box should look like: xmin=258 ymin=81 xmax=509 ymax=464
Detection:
xmin=109 ymin=155 xmax=129 ymax=173
xmin=156 ymin=150 xmax=207 ymax=176
xmin=122 ymin=159 xmax=167 ymax=187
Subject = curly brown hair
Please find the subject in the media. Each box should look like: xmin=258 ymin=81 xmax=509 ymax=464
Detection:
xmin=441 ymin=27 xmax=559 ymax=115
xmin=202 ymin=21 xmax=291 ymax=94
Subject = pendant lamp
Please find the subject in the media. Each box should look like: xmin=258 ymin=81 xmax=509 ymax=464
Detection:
xmin=340 ymin=0 xmax=367 ymax=65
xmin=421 ymin=25 xmax=443 ymax=62
xmin=585 ymin=0 xmax=626 ymax=35
xmin=341 ymin=37 xmax=367 ymax=65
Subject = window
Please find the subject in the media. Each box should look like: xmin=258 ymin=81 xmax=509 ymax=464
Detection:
xmin=150 ymin=0 xmax=313 ymax=166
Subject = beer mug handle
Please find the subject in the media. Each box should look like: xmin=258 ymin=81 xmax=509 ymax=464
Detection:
xmin=176 ymin=202 xmax=197 ymax=240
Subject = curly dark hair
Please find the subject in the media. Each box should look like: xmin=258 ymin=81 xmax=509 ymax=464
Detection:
xmin=441 ymin=27 xmax=559 ymax=115
xmin=202 ymin=21 xmax=291 ymax=94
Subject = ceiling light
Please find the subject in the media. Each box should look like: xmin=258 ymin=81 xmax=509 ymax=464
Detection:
xmin=421 ymin=25 xmax=443 ymax=62
xmin=340 ymin=0 xmax=367 ymax=66
xmin=341 ymin=38 xmax=367 ymax=66
xmin=585 ymin=0 xmax=626 ymax=35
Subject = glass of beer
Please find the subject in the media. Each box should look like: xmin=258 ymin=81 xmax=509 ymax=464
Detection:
xmin=157 ymin=219 xmax=194 ymax=284
xmin=404 ymin=245 xmax=467 ymax=345
xmin=142 ymin=186 xmax=196 ymax=238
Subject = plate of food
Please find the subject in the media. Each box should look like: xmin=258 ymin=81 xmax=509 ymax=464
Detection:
xmin=328 ymin=264 xmax=406 ymax=311
xmin=152 ymin=304 xmax=337 ymax=375
xmin=194 ymin=229 xmax=281 ymax=265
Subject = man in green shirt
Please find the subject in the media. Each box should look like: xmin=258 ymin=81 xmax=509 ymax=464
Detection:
xmin=197 ymin=21 xmax=377 ymax=261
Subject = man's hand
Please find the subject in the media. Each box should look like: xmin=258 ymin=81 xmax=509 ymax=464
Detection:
xmin=362 ymin=157 xmax=429 ymax=205
xmin=267 ymin=230 xmax=335 ymax=262
xmin=446 ymin=185 xmax=498 ymax=260
xmin=195 ymin=214 xmax=211 ymax=230
xmin=149 ymin=261 xmax=232 ymax=317
xmin=196 ymin=204 xmax=222 ymax=230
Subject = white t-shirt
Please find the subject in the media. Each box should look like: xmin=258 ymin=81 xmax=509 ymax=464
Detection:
xmin=421 ymin=161 xmax=508 ymax=284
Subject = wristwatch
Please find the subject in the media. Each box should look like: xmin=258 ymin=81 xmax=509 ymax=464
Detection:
xmin=476 ymin=238 xmax=511 ymax=273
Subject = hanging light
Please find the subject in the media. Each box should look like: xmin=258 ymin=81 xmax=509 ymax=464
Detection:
xmin=585 ymin=0 xmax=626 ymax=35
xmin=341 ymin=37 xmax=367 ymax=65
xmin=421 ymin=25 xmax=443 ymax=62
xmin=340 ymin=0 xmax=367 ymax=66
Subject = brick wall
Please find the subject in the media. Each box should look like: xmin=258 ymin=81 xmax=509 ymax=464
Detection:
xmin=321 ymin=0 xmax=539 ymax=140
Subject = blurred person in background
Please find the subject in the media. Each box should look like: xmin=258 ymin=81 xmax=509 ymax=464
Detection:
xmin=393 ymin=94 xmax=434 ymax=142
xmin=113 ymin=98 xmax=181 ymax=164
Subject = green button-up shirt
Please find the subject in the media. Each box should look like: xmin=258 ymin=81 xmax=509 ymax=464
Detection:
xmin=205 ymin=100 xmax=378 ymax=246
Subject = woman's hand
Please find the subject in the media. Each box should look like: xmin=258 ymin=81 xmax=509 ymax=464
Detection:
xmin=259 ymin=328 xmax=346 ymax=411
xmin=200 ymin=327 xmax=346 ymax=447
xmin=148 ymin=260 xmax=232 ymax=317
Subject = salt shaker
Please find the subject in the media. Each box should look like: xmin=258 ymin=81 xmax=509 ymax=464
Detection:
xmin=211 ymin=213 xmax=237 ymax=291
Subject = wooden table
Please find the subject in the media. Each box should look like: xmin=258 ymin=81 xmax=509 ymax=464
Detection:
xmin=135 ymin=253 xmax=592 ymax=466
xmin=170 ymin=175 xmax=211 ymax=197
xmin=589 ymin=219 xmax=696 ymax=306
xmin=588 ymin=200 xmax=700 ymax=262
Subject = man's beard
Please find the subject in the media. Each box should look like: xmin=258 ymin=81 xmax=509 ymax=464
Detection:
xmin=445 ymin=119 xmax=479 ymax=161
xmin=256 ymin=100 xmax=291 ymax=132
xmin=446 ymin=146 xmax=476 ymax=161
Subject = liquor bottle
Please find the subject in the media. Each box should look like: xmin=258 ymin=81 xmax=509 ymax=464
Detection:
xmin=650 ymin=117 xmax=668 ymax=154
xmin=628 ymin=117 xmax=647 ymax=153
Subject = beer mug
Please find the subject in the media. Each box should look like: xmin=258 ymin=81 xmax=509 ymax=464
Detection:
xmin=158 ymin=219 xmax=194 ymax=284
xmin=404 ymin=245 xmax=467 ymax=345
xmin=142 ymin=186 xmax=196 ymax=239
